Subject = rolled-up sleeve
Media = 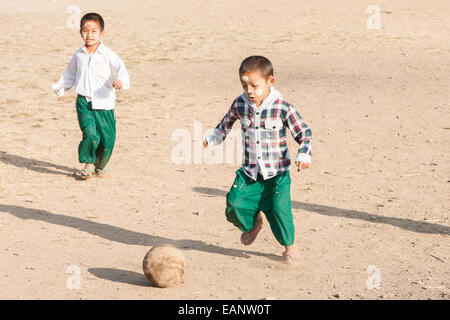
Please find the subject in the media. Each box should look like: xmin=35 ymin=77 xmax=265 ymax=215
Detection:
xmin=108 ymin=50 xmax=130 ymax=90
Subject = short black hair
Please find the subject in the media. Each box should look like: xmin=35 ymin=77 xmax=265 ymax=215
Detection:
xmin=239 ymin=56 xmax=274 ymax=78
xmin=80 ymin=12 xmax=105 ymax=32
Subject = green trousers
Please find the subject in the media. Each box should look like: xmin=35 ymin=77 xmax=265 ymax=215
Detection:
xmin=226 ymin=168 xmax=295 ymax=246
xmin=76 ymin=95 xmax=116 ymax=170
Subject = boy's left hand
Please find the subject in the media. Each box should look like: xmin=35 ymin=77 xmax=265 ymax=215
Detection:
xmin=295 ymin=161 xmax=310 ymax=172
xmin=112 ymin=80 xmax=123 ymax=90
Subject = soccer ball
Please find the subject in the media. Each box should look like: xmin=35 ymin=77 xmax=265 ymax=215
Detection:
xmin=142 ymin=244 xmax=186 ymax=288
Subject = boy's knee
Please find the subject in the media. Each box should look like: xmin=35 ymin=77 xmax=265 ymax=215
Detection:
xmin=226 ymin=190 xmax=245 ymax=209
xmin=82 ymin=127 xmax=98 ymax=141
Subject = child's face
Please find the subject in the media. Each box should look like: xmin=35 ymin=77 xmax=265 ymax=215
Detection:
xmin=80 ymin=20 xmax=104 ymax=47
xmin=240 ymin=70 xmax=275 ymax=106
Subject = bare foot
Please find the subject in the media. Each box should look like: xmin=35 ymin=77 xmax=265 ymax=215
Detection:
xmin=83 ymin=163 xmax=95 ymax=170
xmin=283 ymin=245 xmax=300 ymax=265
xmin=240 ymin=213 xmax=264 ymax=246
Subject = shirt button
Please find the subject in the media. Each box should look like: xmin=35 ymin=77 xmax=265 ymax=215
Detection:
xmin=257 ymin=141 xmax=260 ymax=144
xmin=255 ymin=126 xmax=259 ymax=129
xmin=256 ymin=112 xmax=260 ymax=115
xmin=258 ymin=156 xmax=261 ymax=160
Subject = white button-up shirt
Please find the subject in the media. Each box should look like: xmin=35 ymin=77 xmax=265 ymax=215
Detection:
xmin=52 ymin=42 xmax=130 ymax=110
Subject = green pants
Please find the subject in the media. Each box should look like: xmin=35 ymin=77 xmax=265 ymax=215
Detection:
xmin=226 ymin=168 xmax=295 ymax=246
xmin=76 ymin=95 xmax=116 ymax=170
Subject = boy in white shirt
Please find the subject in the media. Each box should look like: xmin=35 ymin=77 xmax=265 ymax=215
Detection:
xmin=52 ymin=12 xmax=130 ymax=179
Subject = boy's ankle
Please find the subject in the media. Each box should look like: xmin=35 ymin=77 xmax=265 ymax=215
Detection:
xmin=285 ymin=244 xmax=297 ymax=252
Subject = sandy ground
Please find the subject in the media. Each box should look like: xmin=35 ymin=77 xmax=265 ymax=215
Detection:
xmin=0 ymin=0 xmax=449 ymax=300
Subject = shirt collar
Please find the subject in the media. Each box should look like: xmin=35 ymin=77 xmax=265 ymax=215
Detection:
xmin=81 ymin=42 xmax=105 ymax=55
xmin=241 ymin=86 xmax=282 ymax=109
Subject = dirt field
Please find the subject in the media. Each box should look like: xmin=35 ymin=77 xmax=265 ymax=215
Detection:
xmin=0 ymin=0 xmax=448 ymax=299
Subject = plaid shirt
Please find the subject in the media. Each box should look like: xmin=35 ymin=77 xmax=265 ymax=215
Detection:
xmin=207 ymin=87 xmax=312 ymax=181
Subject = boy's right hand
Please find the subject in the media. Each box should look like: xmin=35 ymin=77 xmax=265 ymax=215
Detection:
xmin=203 ymin=139 xmax=208 ymax=148
xmin=51 ymin=83 xmax=65 ymax=96
xmin=295 ymin=161 xmax=310 ymax=172
xmin=112 ymin=79 xmax=123 ymax=90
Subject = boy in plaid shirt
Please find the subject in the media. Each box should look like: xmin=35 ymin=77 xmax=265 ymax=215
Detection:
xmin=203 ymin=56 xmax=312 ymax=264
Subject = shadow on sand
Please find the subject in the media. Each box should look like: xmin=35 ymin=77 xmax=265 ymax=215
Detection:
xmin=0 ymin=204 xmax=281 ymax=259
xmin=88 ymin=268 xmax=150 ymax=287
xmin=0 ymin=150 xmax=77 ymax=177
xmin=0 ymin=204 xmax=285 ymax=286
xmin=192 ymin=187 xmax=450 ymax=236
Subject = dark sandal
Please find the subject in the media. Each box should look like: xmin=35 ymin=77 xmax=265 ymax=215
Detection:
xmin=241 ymin=232 xmax=256 ymax=246
xmin=240 ymin=227 xmax=262 ymax=246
